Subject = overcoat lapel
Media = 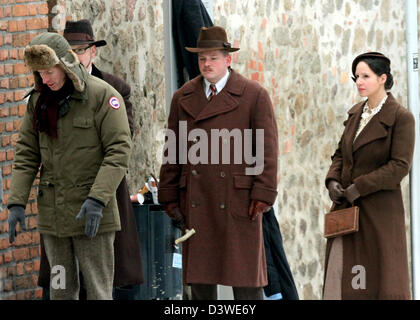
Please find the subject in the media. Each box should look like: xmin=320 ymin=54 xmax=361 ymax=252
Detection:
xmin=342 ymin=101 xmax=364 ymax=160
xmin=195 ymin=89 xmax=239 ymax=121
xmin=352 ymin=93 xmax=397 ymax=153
xmin=178 ymin=77 xmax=207 ymax=120
xmin=178 ymin=71 xmax=245 ymax=122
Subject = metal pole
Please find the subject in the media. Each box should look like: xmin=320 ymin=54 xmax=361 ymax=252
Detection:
xmin=163 ymin=0 xmax=178 ymax=118
xmin=406 ymin=0 xmax=420 ymax=300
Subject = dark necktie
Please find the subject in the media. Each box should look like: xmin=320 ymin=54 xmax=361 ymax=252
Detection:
xmin=208 ymin=84 xmax=217 ymax=101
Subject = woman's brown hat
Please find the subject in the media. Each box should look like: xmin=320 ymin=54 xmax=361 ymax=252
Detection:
xmin=352 ymin=52 xmax=391 ymax=76
xmin=185 ymin=26 xmax=239 ymax=53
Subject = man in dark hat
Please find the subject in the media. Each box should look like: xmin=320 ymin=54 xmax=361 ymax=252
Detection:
xmin=159 ymin=26 xmax=279 ymax=300
xmin=63 ymin=19 xmax=134 ymax=134
xmin=36 ymin=20 xmax=144 ymax=299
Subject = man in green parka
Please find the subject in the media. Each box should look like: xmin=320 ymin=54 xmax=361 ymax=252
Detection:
xmin=7 ymin=32 xmax=132 ymax=300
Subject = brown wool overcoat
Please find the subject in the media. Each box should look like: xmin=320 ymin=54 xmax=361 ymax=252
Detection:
xmin=325 ymin=93 xmax=415 ymax=299
xmin=159 ymin=70 xmax=278 ymax=287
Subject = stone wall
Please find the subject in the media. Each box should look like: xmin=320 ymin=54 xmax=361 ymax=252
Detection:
xmin=63 ymin=0 xmax=414 ymax=300
xmin=65 ymin=0 xmax=167 ymax=192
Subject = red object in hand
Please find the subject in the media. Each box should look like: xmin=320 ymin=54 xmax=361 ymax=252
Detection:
xmin=248 ymin=200 xmax=271 ymax=221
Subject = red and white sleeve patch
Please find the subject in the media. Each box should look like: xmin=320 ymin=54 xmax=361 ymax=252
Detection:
xmin=109 ymin=96 xmax=120 ymax=109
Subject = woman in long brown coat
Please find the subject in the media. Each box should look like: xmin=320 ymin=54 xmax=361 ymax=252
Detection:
xmin=324 ymin=52 xmax=415 ymax=299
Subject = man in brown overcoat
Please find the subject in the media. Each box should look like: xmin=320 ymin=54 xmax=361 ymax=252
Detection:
xmin=158 ymin=26 xmax=278 ymax=300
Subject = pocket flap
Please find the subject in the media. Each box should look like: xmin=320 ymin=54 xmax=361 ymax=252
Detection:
xmin=233 ymin=175 xmax=253 ymax=189
xmin=73 ymin=117 xmax=93 ymax=128
xmin=75 ymin=182 xmax=93 ymax=188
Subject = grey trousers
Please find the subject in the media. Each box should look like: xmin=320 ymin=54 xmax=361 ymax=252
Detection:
xmin=43 ymin=232 xmax=115 ymax=300
xmin=191 ymin=284 xmax=264 ymax=300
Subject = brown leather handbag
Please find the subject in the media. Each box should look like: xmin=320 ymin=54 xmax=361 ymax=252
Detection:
xmin=324 ymin=203 xmax=359 ymax=238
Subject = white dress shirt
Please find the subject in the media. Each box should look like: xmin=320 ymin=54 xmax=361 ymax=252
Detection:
xmin=203 ymin=69 xmax=230 ymax=99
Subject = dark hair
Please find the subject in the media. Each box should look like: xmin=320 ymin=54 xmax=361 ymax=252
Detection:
xmin=352 ymin=57 xmax=394 ymax=90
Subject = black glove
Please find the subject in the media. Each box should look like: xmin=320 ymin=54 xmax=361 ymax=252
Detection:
xmin=76 ymin=198 xmax=104 ymax=238
xmin=8 ymin=205 xmax=26 ymax=243
xmin=327 ymin=180 xmax=345 ymax=204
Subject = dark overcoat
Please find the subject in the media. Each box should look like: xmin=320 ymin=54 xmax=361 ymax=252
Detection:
xmin=325 ymin=93 xmax=415 ymax=299
xmin=172 ymin=0 xmax=213 ymax=86
xmin=92 ymin=64 xmax=134 ymax=136
xmin=263 ymin=207 xmax=299 ymax=300
xmin=159 ymin=70 xmax=278 ymax=287
xmin=38 ymin=64 xmax=143 ymax=289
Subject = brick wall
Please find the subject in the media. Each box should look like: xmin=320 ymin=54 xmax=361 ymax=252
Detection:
xmin=0 ymin=0 xmax=58 ymax=300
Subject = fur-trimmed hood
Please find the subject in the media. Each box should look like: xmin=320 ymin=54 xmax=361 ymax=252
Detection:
xmin=24 ymin=32 xmax=85 ymax=92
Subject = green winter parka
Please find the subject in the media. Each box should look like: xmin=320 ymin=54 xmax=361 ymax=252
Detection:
xmin=9 ymin=65 xmax=132 ymax=237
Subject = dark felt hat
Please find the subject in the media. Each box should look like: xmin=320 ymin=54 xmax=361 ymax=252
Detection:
xmin=63 ymin=19 xmax=107 ymax=47
xmin=352 ymin=52 xmax=391 ymax=76
xmin=185 ymin=26 xmax=239 ymax=53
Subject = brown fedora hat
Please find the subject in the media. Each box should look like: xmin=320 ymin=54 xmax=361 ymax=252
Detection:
xmin=63 ymin=19 xmax=107 ymax=47
xmin=185 ymin=26 xmax=239 ymax=53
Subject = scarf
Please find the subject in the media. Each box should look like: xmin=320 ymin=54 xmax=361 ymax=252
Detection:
xmin=33 ymin=79 xmax=74 ymax=138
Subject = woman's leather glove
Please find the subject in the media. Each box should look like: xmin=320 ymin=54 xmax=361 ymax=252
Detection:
xmin=344 ymin=184 xmax=360 ymax=203
xmin=327 ymin=180 xmax=345 ymax=204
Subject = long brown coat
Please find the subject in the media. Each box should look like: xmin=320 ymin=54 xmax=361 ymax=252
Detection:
xmin=325 ymin=93 xmax=415 ymax=299
xmin=158 ymin=70 xmax=278 ymax=287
